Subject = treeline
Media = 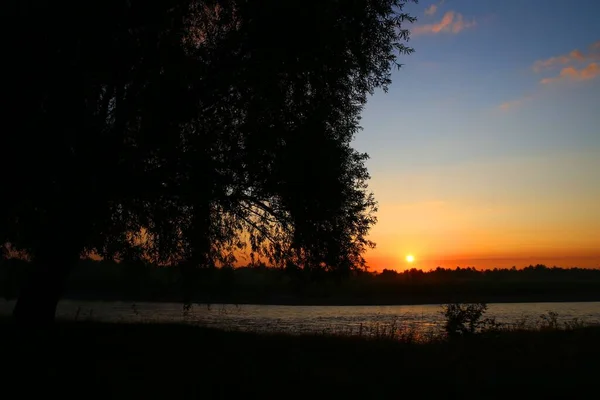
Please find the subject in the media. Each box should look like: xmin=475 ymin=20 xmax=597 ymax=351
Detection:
xmin=2 ymin=258 xmax=600 ymax=305
xmin=378 ymin=265 xmax=600 ymax=283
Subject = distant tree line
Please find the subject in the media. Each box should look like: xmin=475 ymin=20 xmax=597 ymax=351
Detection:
xmin=2 ymin=258 xmax=599 ymax=305
xmin=378 ymin=265 xmax=600 ymax=283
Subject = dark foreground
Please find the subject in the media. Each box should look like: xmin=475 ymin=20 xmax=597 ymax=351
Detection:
xmin=2 ymin=320 xmax=599 ymax=399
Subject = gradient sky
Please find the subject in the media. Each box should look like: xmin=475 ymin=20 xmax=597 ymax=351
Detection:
xmin=354 ymin=0 xmax=600 ymax=271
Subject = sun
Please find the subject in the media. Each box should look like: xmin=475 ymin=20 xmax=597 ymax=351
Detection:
xmin=406 ymin=254 xmax=415 ymax=263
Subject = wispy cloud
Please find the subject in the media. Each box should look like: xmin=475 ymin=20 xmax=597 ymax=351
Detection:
xmin=540 ymin=63 xmax=600 ymax=85
xmin=533 ymin=41 xmax=600 ymax=72
xmin=413 ymin=11 xmax=476 ymax=35
xmin=499 ymin=41 xmax=600 ymax=109
xmin=532 ymin=50 xmax=586 ymax=72
xmin=424 ymin=0 xmax=445 ymax=16
xmin=534 ymin=40 xmax=600 ymax=85
xmin=499 ymin=96 xmax=533 ymax=111
xmin=424 ymin=4 xmax=438 ymax=15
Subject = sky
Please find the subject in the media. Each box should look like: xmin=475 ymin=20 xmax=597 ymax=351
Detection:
xmin=354 ymin=0 xmax=600 ymax=271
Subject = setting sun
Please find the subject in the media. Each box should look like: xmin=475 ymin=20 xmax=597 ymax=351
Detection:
xmin=406 ymin=255 xmax=415 ymax=263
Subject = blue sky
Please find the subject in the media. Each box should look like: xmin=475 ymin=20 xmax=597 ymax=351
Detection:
xmin=353 ymin=0 xmax=600 ymax=270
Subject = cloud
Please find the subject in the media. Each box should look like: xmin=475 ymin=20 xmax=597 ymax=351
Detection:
xmin=531 ymin=41 xmax=600 ymax=85
xmin=424 ymin=4 xmax=437 ymax=15
xmin=424 ymin=0 xmax=445 ymax=16
xmin=499 ymin=41 xmax=600 ymax=112
xmin=532 ymin=49 xmax=591 ymax=72
xmin=499 ymin=96 xmax=533 ymax=111
xmin=413 ymin=11 xmax=476 ymax=35
xmin=532 ymin=50 xmax=586 ymax=72
xmin=533 ymin=41 xmax=600 ymax=72
xmin=540 ymin=63 xmax=600 ymax=85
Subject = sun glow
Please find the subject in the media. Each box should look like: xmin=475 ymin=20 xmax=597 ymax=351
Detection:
xmin=406 ymin=254 xmax=415 ymax=263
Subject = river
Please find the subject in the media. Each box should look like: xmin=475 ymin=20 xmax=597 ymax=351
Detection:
xmin=2 ymin=300 xmax=600 ymax=336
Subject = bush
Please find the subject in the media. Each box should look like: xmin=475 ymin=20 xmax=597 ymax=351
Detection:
xmin=441 ymin=302 xmax=494 ymax=337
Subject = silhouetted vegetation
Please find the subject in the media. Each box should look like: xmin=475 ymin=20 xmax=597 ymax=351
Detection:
xmin=2 ymin=316 xmax=599 ymax=398
xmin=442 ymin=302 xmax=491 ymax=337
xmin=3 ymin=258 xmax=600 ymax=304
xmin=2 ymin=0 xmax=417 ymax=324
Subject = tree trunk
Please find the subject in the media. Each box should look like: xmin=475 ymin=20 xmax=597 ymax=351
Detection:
xmin=12 ymin=251 xmax=78 ymax=327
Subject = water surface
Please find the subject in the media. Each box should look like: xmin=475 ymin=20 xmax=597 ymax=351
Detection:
xmin=2 ymin=300 xmax=599 ymax=335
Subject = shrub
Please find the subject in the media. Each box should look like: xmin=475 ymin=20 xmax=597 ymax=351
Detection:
xmin=441 ymin=302 xmax=491 ymax=338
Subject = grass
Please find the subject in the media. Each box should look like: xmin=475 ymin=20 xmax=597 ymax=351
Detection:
xmin=1 ymin=316 xmax=599 ymax=399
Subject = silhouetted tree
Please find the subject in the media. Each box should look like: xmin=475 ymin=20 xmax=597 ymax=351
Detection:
xmin=1 ymin=0 xmax=416 ymax=324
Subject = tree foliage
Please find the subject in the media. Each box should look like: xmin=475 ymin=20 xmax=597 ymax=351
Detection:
xmin=1 ymin=0 xmax=416 ymax=286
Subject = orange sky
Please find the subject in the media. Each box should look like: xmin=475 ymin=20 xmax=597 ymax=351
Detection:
xmin=361 ymin=152 xmax=600 ymax=271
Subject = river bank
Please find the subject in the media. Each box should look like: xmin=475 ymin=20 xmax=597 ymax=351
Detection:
xmin=2 ymin=318 xmax=599 ymax=398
